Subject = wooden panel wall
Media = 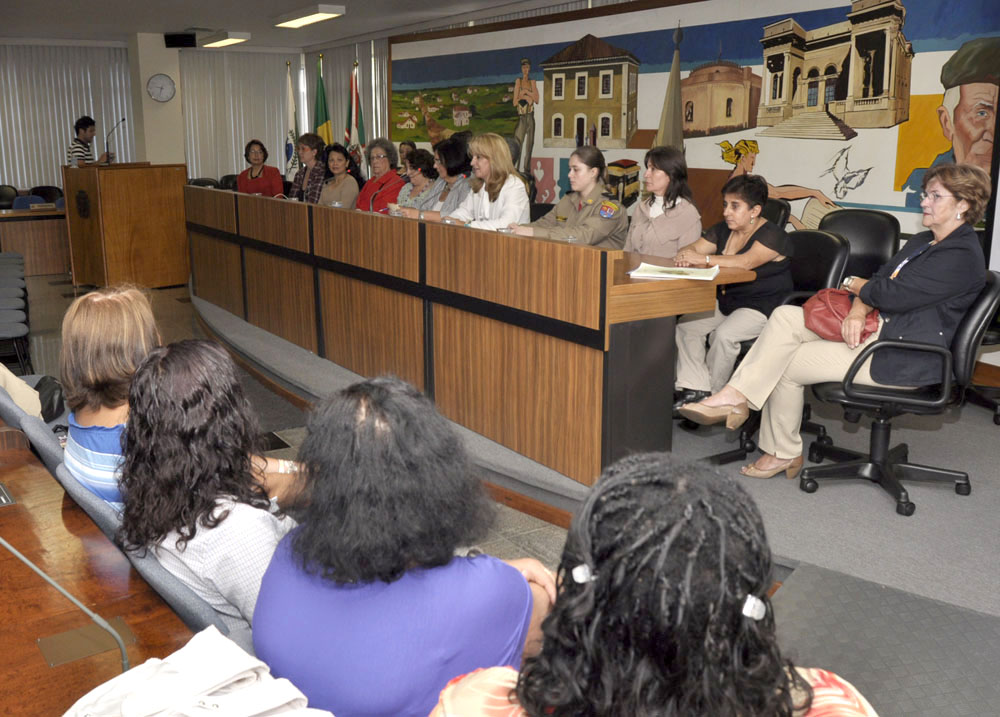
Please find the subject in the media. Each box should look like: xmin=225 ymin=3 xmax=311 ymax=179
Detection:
xmin=244 ymin=249 xmax=317 ymax=353
xmin=319 ymin=271 xmax=424 ymax=388
xmin=0 ymin=217 xmax=71 ymax=275
xmin=688 ymin=168 xmax=730 ymax=228
xmin=190 ymin=233 xmax=243 ymax=318
xmin=314 ymin=209 xmax=420 ymax=282
xmin=62 ymin=166 xmax=106 ymax=286
xmin=184 ymin=186 xmax=236 ymax=233
xmin=425 ymin=223 xmax=604 ymax=328
xmin=99 ymin=165 xmax=189 ymax=287
xmin=433 ymin=304 xmax=603 ymax=485
xmin=238 ymin=195 xmax=309 ymax=252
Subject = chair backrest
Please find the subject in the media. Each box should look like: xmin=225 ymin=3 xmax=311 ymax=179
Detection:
xmin=189 ymin=177 xmax=220 ymax=189
xmin=951 ymin=271 xmax=1000 ymax=387
xmin=12 ymin=194 xmax=45 ymax=210
xmin=30 ymin=185 xmax=63 ymax=203
xmin=761 ymin=197 xmax=791 ymax=229
xmin=786 ymin=229 xmax=850 ymax=294
xmin=529 ymin=202 xmax=554 ymax=222
xmin=20 ymin=415 xmax=64 ymax=476
xmin=55 ymin=196 xmax=65 ymax=210
xmin=52 ymin=462 xmax=123 ymax=542
xmin=219 ymin=174 xmax=238 ymax=191
xmin=0 ymin=184 xmax=17 ymax=209
xmin=818 ymin=208 xmax=900 ymax=278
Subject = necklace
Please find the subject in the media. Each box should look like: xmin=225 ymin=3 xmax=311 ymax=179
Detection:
xmin=249 ymin=166 xmax=264 ymax=179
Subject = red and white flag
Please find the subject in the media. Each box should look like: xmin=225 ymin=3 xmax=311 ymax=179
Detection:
xmin=344 ymin=61 xmax=367 ymax=171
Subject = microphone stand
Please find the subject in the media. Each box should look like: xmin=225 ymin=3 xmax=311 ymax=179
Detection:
xmin=105 ymin=117 xmax=126 ymax=164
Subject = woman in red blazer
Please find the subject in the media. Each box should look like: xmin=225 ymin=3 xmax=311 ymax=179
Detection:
xmin=355 ymin=137 xmax=405 ymax=213
xmin=236 ymin=140 xmax=284 ymax=197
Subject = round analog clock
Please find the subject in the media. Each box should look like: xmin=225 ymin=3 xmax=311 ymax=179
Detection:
xmin=146 ymin=73 xmax=176 ymax=103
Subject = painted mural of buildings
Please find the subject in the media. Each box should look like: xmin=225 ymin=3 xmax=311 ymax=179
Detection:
xmin=453 ymin=105 xmax=471 ymax=126
xmin=681 ymin=61 xmax=761 ymax=138
xmin=540 ymin=34 xmax=639 ymax=149
xmin=757 ymin=0 xmax=913 ymax=140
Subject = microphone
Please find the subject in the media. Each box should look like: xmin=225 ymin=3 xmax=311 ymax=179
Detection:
xmin=105 ymin=117 xmax=126 ymax=163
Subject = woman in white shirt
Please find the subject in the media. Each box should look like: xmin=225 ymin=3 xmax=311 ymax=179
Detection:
xmin=624 ymin=145 xmax=702 ymax=258
xmin=445 ymin=132 xmax=530 ymax=230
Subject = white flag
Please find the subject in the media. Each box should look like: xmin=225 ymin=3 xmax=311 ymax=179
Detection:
xmin=285 ymin=63 xmax=300 ymax=179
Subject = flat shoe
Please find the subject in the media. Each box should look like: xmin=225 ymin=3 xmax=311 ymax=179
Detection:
xmin=677 ymin=401 xmax=749 ymax=431
xmin=739 ymin=455 xmax=804 ymax=480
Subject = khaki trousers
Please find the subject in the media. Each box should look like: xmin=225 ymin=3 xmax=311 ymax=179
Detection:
xmin=729 ymin=305 xmax=883 ymax=459
xmin=675 ymin=304 xmax=768 ymax=393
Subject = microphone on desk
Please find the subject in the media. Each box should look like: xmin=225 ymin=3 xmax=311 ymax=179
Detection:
xmin=105 ymin=117 xmax=126 ymax=163
xmin=0 ymin=535 xmax=130 ymax=673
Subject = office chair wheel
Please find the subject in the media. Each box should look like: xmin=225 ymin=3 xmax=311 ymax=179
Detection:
xmin=808 ymin=445 xmax=823 ymax=463
xmin=993 ymin=411 xmax=1000 ymax=426
xmin=816 ymin=435 xmax=833 ymax=446
xmin=955 ymin=482 xmax=971 ymax=496
xmin=895 ymin=501 xmax=916 ymax=517
xmin=679 ymin=418 xmax=700 ymax=432
xmin=800 ymin=478 xmax=818 ymax=493
xmin=739 ymin=436 xmax=757 ymax=453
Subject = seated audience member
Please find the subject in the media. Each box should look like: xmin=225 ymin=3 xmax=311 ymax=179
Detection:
xmin=118 ymin=340 xmax=295 ymax=648
xmin=680 ymin=163 xmax=990 ymax=480
xmin=236 ymin=140 xmax=284 ymax=197
xmin=445 ymin=132 xmax=530 ymax=229
xmin=397 ymin=140 xmax=416 ymax=178
xmin=509 ymin=145 xmax=625 ymax=248
xmin=355 ymin=137 xmax=406 ymax=213
xmin=397 ymin=148 xmax=446 ymax=210
xmin=624 ymin=145 xmax=702 ymax=258
xmin=288 ymin=133 xmax=326 ymax=204
xmin=432 ymin=453 xmax=878 ymax=716
xmin=398 ymin=136 xmax=472 ymax=221
xmin=319 ymin=143 xmax=361 ymax=207
xmin=671 ymin=174 xmax=792 ymax=412
xmin=253 ymin=376 xmax=555 ymax=717
xmin=61 ymin=286 xmax=160 ymax=511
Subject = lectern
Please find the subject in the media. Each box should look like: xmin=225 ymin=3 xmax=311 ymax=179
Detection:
xmin=62 ymin=162 xmax=189 ymax=288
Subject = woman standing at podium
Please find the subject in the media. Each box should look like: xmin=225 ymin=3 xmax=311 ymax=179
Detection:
xmin=236 ymin=140 xmax=283 ymax=197
xmin=288 ymin=133 xmax=327 ymax=204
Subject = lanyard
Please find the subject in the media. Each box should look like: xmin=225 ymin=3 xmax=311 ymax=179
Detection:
xmin=889 ymin=240 xmax=935 ymax=279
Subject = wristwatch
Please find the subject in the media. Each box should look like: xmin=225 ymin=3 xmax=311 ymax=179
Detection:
xmin=842 ymin=276 xmax=855 ymax=291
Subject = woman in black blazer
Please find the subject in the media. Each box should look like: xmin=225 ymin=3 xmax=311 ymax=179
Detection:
xmin=679 ymin=163 xmax=991 ymax=479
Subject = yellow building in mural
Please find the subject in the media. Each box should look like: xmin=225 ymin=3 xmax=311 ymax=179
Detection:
xmin=540 ymin=34 xmax=639 ymax=149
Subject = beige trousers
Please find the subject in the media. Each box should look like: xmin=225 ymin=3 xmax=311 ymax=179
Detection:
xmin=675 ymin=304 xmax=768 ymax=393
xmin=729 ymin=305 xmax=882 ymax=459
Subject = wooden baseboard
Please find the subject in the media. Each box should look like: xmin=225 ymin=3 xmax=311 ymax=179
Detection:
xmin=972 ymin=360 xmax=1000 ymax=388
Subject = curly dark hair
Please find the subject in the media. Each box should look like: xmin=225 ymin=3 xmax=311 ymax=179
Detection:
xmin=288 ymin=375 xmax=495 ymax=584
xmin=118 ymin=340 xmax=270 ymax=553
xmin=517 ymin=453 xmax=812 ymax=716
xmin=722 ymin=173 xmax=769 ymax=210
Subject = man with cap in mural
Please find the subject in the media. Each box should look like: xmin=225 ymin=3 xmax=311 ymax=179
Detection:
xmin=513 ymin=58 xmax=539 ymax=173
xmin=903 ymin=36 xmax=999 ymax=206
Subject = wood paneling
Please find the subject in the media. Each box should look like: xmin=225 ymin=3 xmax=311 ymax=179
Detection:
xmin=319 ymin=271 xmax=424 ymax=388
xmin=190 ymin=233 xmax=243 ymax=317
xmin=237 ymin=195 xmax=308 ymax=252
xmin=425 ymin=223 xmax=604 ymax=329
xmin=244 ymin=248 xmax=317 ymax=353
xmin=0 ymin=438 xmax=192 ymax=715
xmin=313 ymin=209 xmax=419 ymax=281
xmin=433 ymin=304 xmax=603 ymax=485
xmin=688 ymin=168 xmax=730 ymax=227
xmin=0 ymin=215 xmax=71 ymax=275
xmin=62 ymin=165 xmax=106 ymax=286
xmin=184 ymin=186 xmax=236 ymax=233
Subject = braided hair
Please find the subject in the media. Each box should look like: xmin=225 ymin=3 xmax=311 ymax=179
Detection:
xmin=517 ymin=453 xmax=812 ymax=716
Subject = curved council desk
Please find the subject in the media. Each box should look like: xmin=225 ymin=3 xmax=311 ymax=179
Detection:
xmin=185 ymin=187 xmax=753 ymax=515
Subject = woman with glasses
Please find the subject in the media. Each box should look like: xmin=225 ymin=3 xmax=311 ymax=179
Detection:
xmin=319 ymin=143 xmax=362 ymax=207
xmin=444 ymin=132 xmax=529 ymax=230
xmin=679 ymin=163 xmax=990 ymax=480
xmin=398 ymin=136 xmax=473 ymax=222
xmin=397 ymin=149 xmax=445 ymax=211
xmin=356 ymin=137 xmax=406 ymax=213
xmin=237 ymin=140 xmax=283 ymax=197
xmin=288 ymin=133 xmax=326 ymax=204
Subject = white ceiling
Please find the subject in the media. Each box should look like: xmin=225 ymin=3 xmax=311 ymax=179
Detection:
xmin=0 ymin=0 xmax=564 ymax=51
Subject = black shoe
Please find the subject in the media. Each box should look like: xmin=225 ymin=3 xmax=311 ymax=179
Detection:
xmin=672 ymin=389 xmax=711 ymax=418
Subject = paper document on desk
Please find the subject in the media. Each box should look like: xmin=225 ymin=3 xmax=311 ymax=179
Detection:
xmin=628 ymin=263 xmax=720 ymax=280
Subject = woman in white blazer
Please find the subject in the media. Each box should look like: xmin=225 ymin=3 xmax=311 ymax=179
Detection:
xmin=445 ymin=132 xmax=529 ymax=230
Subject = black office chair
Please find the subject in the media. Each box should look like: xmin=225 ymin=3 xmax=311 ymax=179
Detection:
xmin=818 ymin=208 xmax=899 ymax=279
xmin=188 ymin=177 xmax=220 ymax=189
xmin=963 ymin=229 xmax=1000 ymax=425
xmin=530 ymin=202 xmax=554 ymax=222
xmin=700 ymin=230 xmax=850 ymax=465
xmin=219 ymin=174 xmax=238 ymax=191
xmin=760 ymin=197 xmax=791 ymax=229
xmin=0 ymin=184 xmax=17 ymax=209
xmin=29 ymin=185 xmax=63 ymax=203
xmin=800 ymin=271 xmax=1000 ymax=515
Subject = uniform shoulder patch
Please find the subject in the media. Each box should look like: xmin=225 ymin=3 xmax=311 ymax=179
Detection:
xmin=599 ymin=200 xmax=618 ymax=218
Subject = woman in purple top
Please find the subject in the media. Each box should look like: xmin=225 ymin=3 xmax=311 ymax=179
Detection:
xmin=253 ymin=376 xmax=554 ymax=717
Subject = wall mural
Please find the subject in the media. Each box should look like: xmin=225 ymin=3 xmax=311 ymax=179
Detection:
xmin=390 ymin=0 xmax=999 ymax=235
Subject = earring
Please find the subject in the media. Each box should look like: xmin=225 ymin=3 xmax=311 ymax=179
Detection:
xmin=750 ymin=216 xmax=755 ymax=225
xmin=956 ymin=212 xmax=962 ymax=220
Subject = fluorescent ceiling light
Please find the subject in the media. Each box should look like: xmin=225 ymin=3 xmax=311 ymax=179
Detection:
xmin=201 ymin=31 xmax=251 ymax=48
xmin=274 ymin=4 xmax=345 ymax=28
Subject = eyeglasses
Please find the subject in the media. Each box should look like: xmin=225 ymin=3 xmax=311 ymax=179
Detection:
xmin=371 ymin=154 xmax=388 ymax=161
xmin=248 ymin=149 xmax=264 ymax=155
xmin=920 ymin=191 xmax=955 ymax=203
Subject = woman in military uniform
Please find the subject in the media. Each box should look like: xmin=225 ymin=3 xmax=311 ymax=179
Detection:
xmin=509 ymin=146 xmax=626 ymax=249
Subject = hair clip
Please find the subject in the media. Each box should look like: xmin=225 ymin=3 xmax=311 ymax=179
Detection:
xmin=742 ymin=594 xmax=766 ymax=621
xmin=571 ymin=564 xmax=596 ymax=584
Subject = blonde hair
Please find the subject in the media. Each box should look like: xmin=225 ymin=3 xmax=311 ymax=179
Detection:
xmin=468 ymin=133 xmax=520 ymax=203
xmin=60 ymin=285 xmax=161 ymax=413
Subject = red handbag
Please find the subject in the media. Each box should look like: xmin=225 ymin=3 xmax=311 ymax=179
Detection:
xmin=802 ymin=288 xmax=879 ymax=342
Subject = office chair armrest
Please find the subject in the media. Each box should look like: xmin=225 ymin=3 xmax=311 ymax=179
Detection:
xmin=841 ymin=339 xmax=952 ymax=409
xmin=780 ymin=290 xmax=815 ymax=307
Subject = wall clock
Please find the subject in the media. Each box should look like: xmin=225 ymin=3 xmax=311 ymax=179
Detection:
xmin=146 ymin=73 xmax=176 ymax=103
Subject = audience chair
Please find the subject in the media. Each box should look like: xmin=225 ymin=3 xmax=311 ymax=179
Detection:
xmin=529 ymin=202 xmax=554 ymax=222
xmin=282 ymin=180 xmax=293 ymax=197
xmin=188 ymin=178 xmax=220 ymax=189
xmin=760 ymin=197 xmax=791 ymax=229
xmin=818 ymin=208 xmax=900 ymax=279
xmin=12 ymin=195 xmax=45 ymax=210
xmin=21 ymin=416 xmax=65 ymax=478
xmin=0 ymin=287 xmax=25 ymax=299
xmin=0 ymin=297 xmax=25 ymax=311
xmin=51 ymin=462 xmax=121 ymax=541
xmin=801 ymin=272 xmax=1000 ymax=516
xmin=0 ymin=184 xmax=17 ymax=209
xmin=29 ymin=185 xmax=63 ymax=203
xmin=219 ymin=174 xmax=238 ymax=191
xmin=963 ymin=229 xmax=1000 ymax=425
xmin=0 ymin=383 xmax=30 ymax=428
xmin=55 ymin=197 xmax=65 ymax=210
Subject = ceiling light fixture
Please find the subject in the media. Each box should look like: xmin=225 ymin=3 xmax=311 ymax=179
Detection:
xmin=274 ymin=4 xmax=345 ymax=29
xmin=200 ymin=31 xmax=251 ymax=48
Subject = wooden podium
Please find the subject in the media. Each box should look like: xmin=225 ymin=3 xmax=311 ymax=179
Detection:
xmin=62 ymin=162 xmax=189 ymax=288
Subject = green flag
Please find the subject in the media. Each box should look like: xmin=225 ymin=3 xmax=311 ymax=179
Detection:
xmin=314 ymin=56 xmax=333 ymax=144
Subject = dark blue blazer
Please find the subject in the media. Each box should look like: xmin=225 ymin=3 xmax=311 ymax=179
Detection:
xmin=859 ymin=223 xmax=984 ymax=386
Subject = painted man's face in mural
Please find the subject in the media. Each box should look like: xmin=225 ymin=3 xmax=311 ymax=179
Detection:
xmin=939 ymin=82 xmax=997 ymax=173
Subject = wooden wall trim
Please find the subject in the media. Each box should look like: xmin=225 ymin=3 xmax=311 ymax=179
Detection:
xmin=313 ymin=207 xmax=420 ymax=282
xmin=183 ymin=186 xmax=236 ymax=234
xmin=237 ymin=194 xmax=309 ymax=252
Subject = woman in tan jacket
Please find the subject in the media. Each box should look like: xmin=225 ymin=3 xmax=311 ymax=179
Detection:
xmin=624 ymin=145 xmax=702 ymax=258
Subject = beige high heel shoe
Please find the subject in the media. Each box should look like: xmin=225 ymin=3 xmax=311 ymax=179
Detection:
xmin=739 ymin=455 xmax=804 ymax=480
xmin=677 ymin=401 xmax=750 ymax=431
